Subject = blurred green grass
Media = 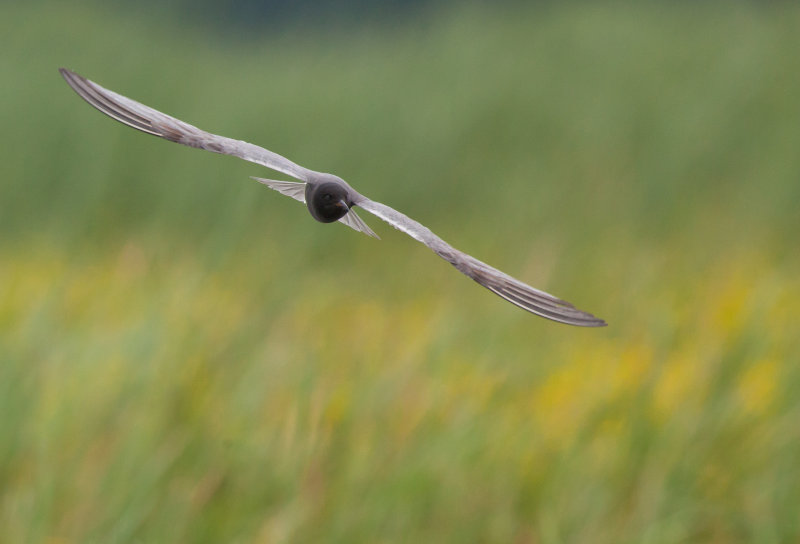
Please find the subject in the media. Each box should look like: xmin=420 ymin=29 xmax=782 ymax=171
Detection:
xmin=2 ymin=2 xmax=800 ymax=542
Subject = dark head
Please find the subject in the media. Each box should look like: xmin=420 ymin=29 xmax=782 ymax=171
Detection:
xmin=305 ymin=181 xmax=351 ymax=223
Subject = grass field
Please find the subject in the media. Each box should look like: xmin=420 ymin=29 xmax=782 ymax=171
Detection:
xmin=2 ymin=2 xmax=800 ymax=542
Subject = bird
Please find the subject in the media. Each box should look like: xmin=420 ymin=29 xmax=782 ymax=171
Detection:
xmin=59 ymin=68 xmax=606 ymax=327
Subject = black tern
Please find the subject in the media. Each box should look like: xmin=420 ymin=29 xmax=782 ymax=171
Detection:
xmin=60 ymin=68 xmax=606 ymax=327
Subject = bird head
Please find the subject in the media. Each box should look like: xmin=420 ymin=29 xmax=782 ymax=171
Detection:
xmin=305 ymin=180 xmax=351 ymax=223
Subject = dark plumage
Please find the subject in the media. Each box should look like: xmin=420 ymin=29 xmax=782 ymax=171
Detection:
xmin=306 ymin=182 xmax=351 ymax=223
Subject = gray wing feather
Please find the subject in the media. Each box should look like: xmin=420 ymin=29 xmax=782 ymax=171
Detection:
xmin=355 ymin=197 xmax=606 ymax=327
xmin=59 ymin=68 xmax=314 ymax=181
xmin=252 ymin=177 xmax=307 ymax=203
xmin=338 ymin=208 xmax=380 ymax=239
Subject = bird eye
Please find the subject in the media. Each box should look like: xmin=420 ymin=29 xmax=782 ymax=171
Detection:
xmin=323 ymin=193 xmax=333 ymax=202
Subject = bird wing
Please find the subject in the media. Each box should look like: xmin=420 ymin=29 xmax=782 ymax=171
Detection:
xmin=355 ymin=197 xmax=606 ymax=326
xmin=253 ymin=177 xmax=379 ymax=239
xmin=252 ymin=178 xmax=307 ymax=203
xmin=59 ymin=68 xmax=314 ymax=181
xmin=339 ymin=208 xmax=380 ymax=239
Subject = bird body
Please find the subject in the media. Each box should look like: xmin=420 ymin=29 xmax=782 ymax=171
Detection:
xmin=305 ymin=178 xmax=355 ymax=223
xmin=59 ymin=68 xmax=606 ymax=327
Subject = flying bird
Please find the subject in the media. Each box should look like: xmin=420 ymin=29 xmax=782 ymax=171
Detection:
xmin=59 ymin=68 xmax=606 ymax=327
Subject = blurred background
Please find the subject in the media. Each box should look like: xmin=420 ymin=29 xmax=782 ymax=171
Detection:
xmin=2 ymin=0 xmax=800 ymax=542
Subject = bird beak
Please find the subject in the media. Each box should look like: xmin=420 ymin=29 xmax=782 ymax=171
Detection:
xmin=337 ymin=199 xmax=349 ymax=212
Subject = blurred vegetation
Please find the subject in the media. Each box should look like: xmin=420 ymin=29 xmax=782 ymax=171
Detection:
xmin=2 ymin=1 xmax=800 ymax=542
